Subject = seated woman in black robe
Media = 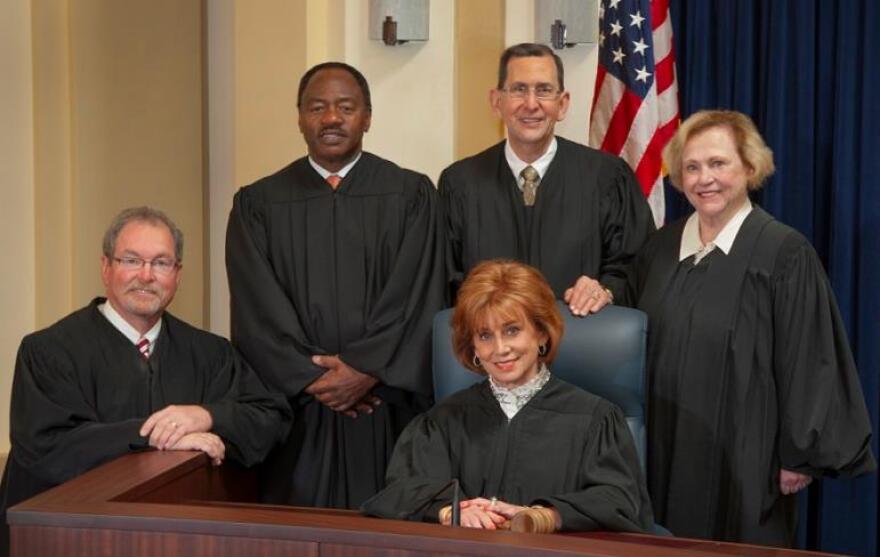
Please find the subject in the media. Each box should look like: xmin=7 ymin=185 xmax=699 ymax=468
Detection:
xmin=361 ymin=260 xmax=652 ymax=533
xmin=625 ymin=110 xmax=875 ymax=546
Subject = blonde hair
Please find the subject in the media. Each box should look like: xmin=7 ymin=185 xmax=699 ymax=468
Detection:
xmin=452 ymin=260 xmax=563 ymax=373
xmin=663 ymin=109 xmax=775 ymax=191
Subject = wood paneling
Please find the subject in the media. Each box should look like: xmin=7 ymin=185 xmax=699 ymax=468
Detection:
xmin=454 ymin=0 xmax=506 ymax=159
xmin=8 ymin=451 xmax=833 ymax=557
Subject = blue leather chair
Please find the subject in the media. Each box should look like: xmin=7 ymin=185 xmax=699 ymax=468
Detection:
xmin=432 ymin=301 xmax=648 ymax=472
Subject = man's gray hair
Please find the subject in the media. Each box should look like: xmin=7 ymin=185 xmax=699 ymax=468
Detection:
xmin=102 ymin=206 xmax=184 ymax=261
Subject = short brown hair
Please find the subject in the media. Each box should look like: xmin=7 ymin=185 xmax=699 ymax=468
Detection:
xmin=452 ymin=260 xmax=564 ymax=373
xmin=103 ymin=206 xmax=184 ymax=261
xmin=497 ymin=43 xmax=565 ymax=91
xmin=662 ymin=109 xmax=775 ymax=191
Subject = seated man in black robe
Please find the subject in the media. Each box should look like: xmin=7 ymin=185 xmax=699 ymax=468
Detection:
xmin=362 ymin=260 xmax=652 ymax=533
xmin=440 ymin=43 xmax=654 ymax=314
xmin=0 ymin=207 xmax=291 ymax=557
xmin=225 ymin=63 xmax=445 ymax=509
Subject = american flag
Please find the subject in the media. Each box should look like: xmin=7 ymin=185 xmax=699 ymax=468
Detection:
xmin=589 ymin=0 xmax=679 ymax=227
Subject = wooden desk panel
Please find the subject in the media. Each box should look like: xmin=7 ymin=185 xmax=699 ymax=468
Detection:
xmin=8 ymin=452 xmax=839 ymax=557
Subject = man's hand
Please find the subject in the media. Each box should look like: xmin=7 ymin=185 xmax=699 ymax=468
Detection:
xmin=168 ymin=432 xmax=226 ymax=466
xmin=780 ymin=469 xmax=813 ymax=495
xmin=306 ymin=355 xmax=380 ymax=416
xmin=563 ymin=275 xmax=612 ymax=316
xmin=140 ymin=404 xmax=213 ymax=450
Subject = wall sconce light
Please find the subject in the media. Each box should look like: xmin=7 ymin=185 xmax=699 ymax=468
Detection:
xmin=535 ymin=0 xmax=598 ymax=49
xmin=369 ymin=0 xmax=430 ymax=46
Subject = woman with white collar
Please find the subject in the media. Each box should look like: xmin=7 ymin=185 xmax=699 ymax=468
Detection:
xmin=626 ymin=110 xmax=875 ymax=547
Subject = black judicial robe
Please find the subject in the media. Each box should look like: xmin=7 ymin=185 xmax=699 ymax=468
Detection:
xmin=0 ymin=299 xmax=291 ymax=557
xmin=226 ymin=152 xmax=445 ymax=509
xmin=625 ymin=207 xmax=876 ymax=546
xmin=439 ymin=137 xmax=654 ymax=301
xmin=361 ymin=377 xmax=653 ymax=533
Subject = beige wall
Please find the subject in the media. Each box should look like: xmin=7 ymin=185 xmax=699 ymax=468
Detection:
xmin=32 ymin=0 xmax=74 ymax=326
xmin=1 ymin=0 xmax=37 ymax=455
xmin=207 ymin=0 xmax=309 ymax=336
xmin=65 ymin=0 xmax=205 ymax=324
xmin=30 ymin=0 xmax=206 ymax=329
xmin=3 ymin=0 xmax=207 ymax=454
xmin=455 ymin=1 xmax=505 ymax=160
xmin=343 ymin=0 xmax=455 ymax=182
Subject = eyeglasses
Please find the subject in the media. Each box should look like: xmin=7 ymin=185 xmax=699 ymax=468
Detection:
xmin=112 ymin=256 xmax=179 ymax=275
xmin=499 ymin=84 xmax=561 ymax=100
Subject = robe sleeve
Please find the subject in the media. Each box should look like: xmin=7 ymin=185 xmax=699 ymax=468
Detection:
xmin=226 ymin=187 xmax=328 ymax=398
xmin=772 ymin=237 xmax=876 ymax=478
xmin=597 ymin=159 xmax=655 ymax=301
xmin=360 ymin=413 xmax=462 ymax=522
xmin=197 ymin=340 xmax=292 ymax=467
xmin=438 ymin=167 xmax=465 ymax=303
xmin=535 ymin=404 xmax=653 ymax=533
xmin=9 ymin=336 xmax=147 ymax=485
xmin=336 ymin=176 xmax=446 ymax=394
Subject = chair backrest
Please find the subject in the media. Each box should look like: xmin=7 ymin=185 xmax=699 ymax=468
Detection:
xmin=432 ymin=301 xmax=648 ymax=471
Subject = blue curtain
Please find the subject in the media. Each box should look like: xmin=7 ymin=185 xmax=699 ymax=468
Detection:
xmin=666 ymin=1 xmax=879 ymax=554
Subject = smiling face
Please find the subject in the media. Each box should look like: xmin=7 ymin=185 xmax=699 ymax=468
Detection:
xmin=681 ymin=125 xmax=754 ymax=230
xmin=298 ymin=68 xmax=371 ymax=173
xmin=472 ymin=308 xmax=548 ymax=389
xmin=101 ymin=220 xmax=181 ymax=334
xmin=490 ymin=55 xmax=570 ymax=162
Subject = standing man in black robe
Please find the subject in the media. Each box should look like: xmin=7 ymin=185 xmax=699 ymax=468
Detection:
xmin=440 ymin=43 xmax=654 ymax=314
xmin=225 ymin=62 xmax=445 ymax=509
xmin=0 ymin=207 xmax=291 ymax=557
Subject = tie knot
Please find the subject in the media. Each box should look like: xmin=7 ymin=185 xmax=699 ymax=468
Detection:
xmin=520 ymin=165 xmax=539 ymax=183
xmin=326 ymin=174 xmax=342 ymax=188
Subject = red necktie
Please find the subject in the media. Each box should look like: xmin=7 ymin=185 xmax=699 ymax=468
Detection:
xmin=326 ymin=175 xmax=342 ymax=188
xmin=136 ymin=338 xmax=150 ymax=360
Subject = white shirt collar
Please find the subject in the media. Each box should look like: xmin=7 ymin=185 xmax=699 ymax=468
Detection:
xmin=308 ymin=152 xmax=362 ymax=180
xmin=679 ymin=199 xmax=753 ymax=263
xmin=504 ymin=138 xmax=558 ymax=190
xmin=99 ymin=300 xmax=162 ymax=347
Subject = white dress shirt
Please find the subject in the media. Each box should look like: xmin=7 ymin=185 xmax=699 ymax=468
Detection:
xmin=99 ymin=300 xmax=162 ymax=352
xmin=309 ymin=152 xmax=362 ymax=181
xmin=504 ymin=138 xmax=558 ymax=192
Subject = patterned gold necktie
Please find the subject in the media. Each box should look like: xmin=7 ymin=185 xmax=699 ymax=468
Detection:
xmin=520 ymin=165 xmax=539 ymax=207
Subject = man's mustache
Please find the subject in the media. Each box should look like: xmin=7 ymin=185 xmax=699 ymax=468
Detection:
xmin=126 ymin=284 xmax=160 ymax=295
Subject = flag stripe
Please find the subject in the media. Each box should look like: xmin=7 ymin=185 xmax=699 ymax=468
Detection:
xmin=600 ymin=89 xmax=644 ymax=155
xmin=634 ymin=116 xmax=679 ymax=194
xmin=589 ymin=0 xmax=679 ymax=227
xmin=655 ymin=54 xmax=676 ymax=93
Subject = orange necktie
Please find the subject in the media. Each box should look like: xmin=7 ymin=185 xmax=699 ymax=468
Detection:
xmin=326 ymin=174 xmax=342 ymax=188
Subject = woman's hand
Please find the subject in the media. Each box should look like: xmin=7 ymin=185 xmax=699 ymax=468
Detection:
xmin=474 ymin=498 xmax=528 ymax=520
xmin=779 ymin=469 xmax=813 ymax=495
xmin=441 ymin=498 xmax=508 ymax=529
